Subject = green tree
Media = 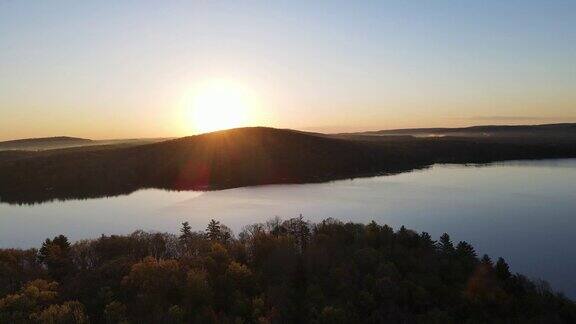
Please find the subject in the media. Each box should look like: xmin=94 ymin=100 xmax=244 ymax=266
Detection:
xmin=495 ymin=257 xmax=511 ymax=281
xmin=481 ymin=254 xmax=493 ymax=267
xmin=38 ymin=235 xmax=72 ymax=280
xmin=206 ymin=219 xmax=222 ymax=241
xmin=438 ymin=233 xmax=455 ymax=255
xmin=456 ymin=241 xmax=477 ymax=259
xmin=179 ymin=222 xmax=192 ymax=243
xmin=419 ymin=232 xmax=435 ymax=249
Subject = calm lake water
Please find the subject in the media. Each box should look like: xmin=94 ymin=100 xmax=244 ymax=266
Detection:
xmin=1 ymin=159 xmax=576 ymax=298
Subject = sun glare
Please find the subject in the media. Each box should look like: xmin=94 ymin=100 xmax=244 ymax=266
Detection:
xmin=189 ymin=80 xmax=255 ymax=134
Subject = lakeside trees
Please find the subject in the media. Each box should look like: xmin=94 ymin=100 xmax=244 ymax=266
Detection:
xmin=1 ymin=217 xmax=575 ymax=323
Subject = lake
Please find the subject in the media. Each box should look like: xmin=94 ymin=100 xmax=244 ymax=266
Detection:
xmin=1 ymin=159 xmax=576 ymax=298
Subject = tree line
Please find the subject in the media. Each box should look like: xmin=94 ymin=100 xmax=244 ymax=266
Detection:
xmin=1 ymin=217 xmax=575 ymax=323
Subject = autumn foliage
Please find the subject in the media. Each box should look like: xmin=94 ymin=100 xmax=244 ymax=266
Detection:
xmin=1 ymin=217 xmax=575 ymax=323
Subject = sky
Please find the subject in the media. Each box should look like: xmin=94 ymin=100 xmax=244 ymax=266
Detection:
xmin=1 ymin=0 xmax=575 ymax=140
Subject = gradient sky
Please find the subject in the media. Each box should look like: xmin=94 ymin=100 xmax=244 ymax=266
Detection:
xmin=1 ymin=0 xmax=575 ymax=140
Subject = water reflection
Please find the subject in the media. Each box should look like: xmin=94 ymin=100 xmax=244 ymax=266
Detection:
xmin=1 ymin=159 xmax=576 ymax=298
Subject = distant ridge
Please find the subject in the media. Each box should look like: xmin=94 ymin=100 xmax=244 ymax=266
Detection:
xmin=356 ymin=123 xmax=576 ymax=135
xmin=0 ymin=136 xmax=92 ymax=151
xmin=0 ymin=136 xmax=172 ymax=154
xmin=0 ymin=136 xmax=91 ymax=145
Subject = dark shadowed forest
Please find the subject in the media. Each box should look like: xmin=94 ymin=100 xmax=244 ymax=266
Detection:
xmin=1 ymin=125 xmax=576 ymax=204
xmin=1 ymin=217 xmax=574 ymax=323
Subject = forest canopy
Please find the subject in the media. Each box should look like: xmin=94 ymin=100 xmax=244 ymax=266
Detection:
xmin=1 ymin=217 xmax=575 ymax=323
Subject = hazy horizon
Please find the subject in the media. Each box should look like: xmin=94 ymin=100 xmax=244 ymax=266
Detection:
xmin=1 ymin=1 xmax=575 ymax=140
xmin=2 ymin=121 xmax=576 ymax=142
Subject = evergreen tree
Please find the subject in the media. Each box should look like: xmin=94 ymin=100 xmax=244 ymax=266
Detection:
xmin=420 ymin=232 xmax=432 ymax=243
xmin=38 ymin=235 xmax=72 ymax=280
xmin=179 ymin=222 xmax=192 ymax=244
xmin=206 ymin=219 xmax=222 ymax=241
xmin=38 ymin=238 xmax=53 ymax=263
xmin=481 ymin=254 xmax=493 ymax=267
xmin=38 ymin=235 xmax=70 ymax=263
xmin=495 ymin=257 xmax=511 ymax=280
xmin=52 ymin=235 xmax=71 ymax=250
xmin=456 ymin=241 xmax=477 ymax=259
xmin=456 ymin=241 xmax=478 ymax=275
xmin=438 ymin=233 xmax=455 ymax=255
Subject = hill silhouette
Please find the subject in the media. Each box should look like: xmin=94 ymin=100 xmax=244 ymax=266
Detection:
xmin=351 ymin=123 xmax=576 ymax=143
xmin=0 ymin=136 xmax=92 ymax=151
xmin=1 ymin=126 xmax=575 ymax=204
xmin=0 ymin=136 xmax=171 ymax=152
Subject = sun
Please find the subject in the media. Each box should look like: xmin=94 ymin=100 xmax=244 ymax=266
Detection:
xmin=189 ymin=80 xmax=254 ymax=133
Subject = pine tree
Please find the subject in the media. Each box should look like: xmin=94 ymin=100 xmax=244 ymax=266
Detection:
xmin=52 ymin=235 xmax=71 ymax=250
xmin=206 ymin=219 xmax=222 ymax=241
xmin=481 ymin=254 xmax=493 ymax=267
xmin=456 ymin=241 xmax=478 ymax=275
xmin=37 ymin=235 xmax=72 ymax=280
xmin=495 ymin=257 xmax=511 ymax=280
xmin=456 ymin=241 xmax=477 ymax=259
xmin=420 ymin=232 xmax=432 ymax=242
xmin=38 ymin=238 xmax=53 ymax=263
xmin=438 ymin=233 xmax=455 ymax=255
xmin=179 ymin=222 xmax=192 ymax=244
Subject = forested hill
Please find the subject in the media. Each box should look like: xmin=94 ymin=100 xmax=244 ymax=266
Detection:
xmin=1 ymin=126 xmax=576 ymax=204
xmin=350 ymin=123 xmax=576 ymax=142
xmin=0 ymin=136 xmax=92 ymax=151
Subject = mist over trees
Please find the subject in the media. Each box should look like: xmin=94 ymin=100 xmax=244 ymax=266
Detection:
xmin=1 ymin=217 xmax=575 ymax=323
